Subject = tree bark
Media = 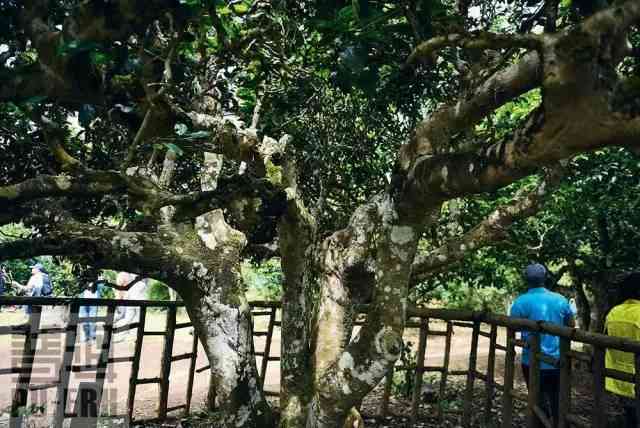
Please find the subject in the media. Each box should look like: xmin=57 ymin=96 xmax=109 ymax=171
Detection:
xmin=306 ymin=196 xmax=422 ymax=427
xmin=278 ymin=187 xmax=317 ymax=427
xmin=575 ymin=281 xmax=591 ymax=331
xmin=177 ymin=210 xmax=273 ymax=428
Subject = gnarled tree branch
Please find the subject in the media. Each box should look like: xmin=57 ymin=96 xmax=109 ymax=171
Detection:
xmin=0 ymin=169 xmax=176 ymax=208
xmin=406 ymin=31 xmax=541 ymax=67
xmin=0 ymin=220 xmax=168 ymax=278
xmin=399 ymin=52 xmax=542 ymax=169
xmin=411 ymin=165 xmax=565 ymax=283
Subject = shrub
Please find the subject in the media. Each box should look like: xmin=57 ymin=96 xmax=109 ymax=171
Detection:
xmin=242 ymin=259 xmax=283 ymax=301
xmin=422 ymin=281 xmax=511 ymax=313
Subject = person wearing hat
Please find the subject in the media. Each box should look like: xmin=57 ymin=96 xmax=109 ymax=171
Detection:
xmin=604 ymin=273 xmax=640 ymax=428
xmin=12 ymin=262 xmax=48 ymax=314
xmin=510 ymin=263 xmax=576 ymax=427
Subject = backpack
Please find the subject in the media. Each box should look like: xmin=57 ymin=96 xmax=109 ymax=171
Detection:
xmin=41 ymin=273 xmax=53 ymax=296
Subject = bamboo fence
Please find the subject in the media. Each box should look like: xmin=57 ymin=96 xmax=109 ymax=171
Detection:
xmin=1 ymin=297 xmax=639 ymax=427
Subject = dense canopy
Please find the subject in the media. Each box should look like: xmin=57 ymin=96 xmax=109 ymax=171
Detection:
xmin=2 ymin=1 xmax=640 ymax=427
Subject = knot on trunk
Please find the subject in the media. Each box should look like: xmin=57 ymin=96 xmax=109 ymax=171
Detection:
xmin=375 ymin=327 xmax=403 ymax=361
xmin=196 ymin=209 xmax=247 ymax=251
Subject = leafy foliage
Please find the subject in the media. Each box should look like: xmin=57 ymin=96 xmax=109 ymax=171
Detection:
xmin=423 ymin=282 xmax=511 ymax=313
xmin=147 ymin=279 xmax=170 ymax=301
xmin=242 ymin=259 xmax=283 ymax=300
xmin=415 ymin=147 xmax=640 ymax=320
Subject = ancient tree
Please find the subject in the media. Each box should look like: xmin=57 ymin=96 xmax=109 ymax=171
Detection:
xmin=2 ymin=0 xmax=640 ymax=427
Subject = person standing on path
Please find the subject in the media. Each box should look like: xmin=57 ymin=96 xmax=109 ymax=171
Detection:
xmin=510 ymin=263 xmax=576 ymax=427
xmin=79 ymin=278 xmax=108 ymax=344
xmin=113 ymin=272 xmax=147 ymax=342
xmin=604 ymin=273 xmax=640 ymax=428
xmin=12 ymin=262 xmax=49 ymax=314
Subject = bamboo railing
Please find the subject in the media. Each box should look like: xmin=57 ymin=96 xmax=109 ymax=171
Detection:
xmin=2 ymin=297 xmax=640 ymax=427
xmin=398 ymin=307 xmax=640 ymax=427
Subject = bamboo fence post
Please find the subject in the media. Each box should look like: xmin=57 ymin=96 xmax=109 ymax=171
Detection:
xmin=410 ymin=318 xmax=429 ymax=425
xmin=527 ymin=333 xmax=542 ymax=428
xmin=557 ymin=336 xmax=571 ymax=428
xmin=260 ymin=306 xmax=277 ymax=389
xmin=158 ymin=306 xmax=177 ymax=419
xmin=10 ymin=306 xmax=42 ymax=428
xmin=501 ymin=327 xmax=516 ymax=428
xmin=127 ymin=306 xmax=146 ymax=423
xmin=438 ymin=321 xmax=453 ymax=422
xmin=635 ymin=352 xmax=640 ymax=425
xmin=93 ymin=306 xmax=115 ymax=415
xmin=462 ymin=321 xmax=480 ymax=427
xmin=483 ymin=323 xmax=498 ymax=423
xmin=54 ymin=303 xmax=80 ymax=428
xmin=379 ymin=369 xmax=394 ymax=418
xmin=591 ymin=347 xmax=606 ymax=427
xmin=185 ymin=329 xmax=198 ymax=415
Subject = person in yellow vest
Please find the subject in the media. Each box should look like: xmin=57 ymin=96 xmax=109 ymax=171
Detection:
xmin=605 ymin=273 xmax=640 ymax=428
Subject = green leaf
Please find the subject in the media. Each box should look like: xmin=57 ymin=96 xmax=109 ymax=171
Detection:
xmin=163 ymin=143 xmax=184 ymax=156
xmin=24 ymin=95 xmax=47 ymax=105
xmin=231 ymin=2 xmax=250 ymax=14
xmin=184 ymin=130 xmax=211 ymax=139
xmin=338 ymin=5 xmax=355 ymax=21
xmin=90 ymin=51 xmax=111 ymax=65
xmin=4 ymin=102 xmax=19 ymax=113
xmin=217 ymin=5 xmax=232 ymax=16
xmin=58 ymin=40 xmax=101 ymax=56
xmin=220 ymin=17 xmax=238 ymax=38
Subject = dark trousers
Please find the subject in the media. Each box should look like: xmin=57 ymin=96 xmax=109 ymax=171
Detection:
xmin=623 ymin=405 xmax=638 ymax=428
xmin=522 ymin=364 xmax=560 ymax=427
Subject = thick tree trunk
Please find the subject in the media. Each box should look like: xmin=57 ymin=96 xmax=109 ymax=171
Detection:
xmin=176 ymin=210 xmax=273 ymax=428
xmin=278 ymin=192 xmax=316 ymax=428
xmin=304 ymin=197 xmax=421 ymax=428
xmin=575 ymin=282 xmax=591 ymax=331
xmin=588 ymin=290 xmax=608 ymax=334
xmin=183 ymin=292 xmax=272 ymax=427
xmin=585 ymin=277 xmax=620 ymax=334
xmin=279 ymin=289 xmax=313 ymax=427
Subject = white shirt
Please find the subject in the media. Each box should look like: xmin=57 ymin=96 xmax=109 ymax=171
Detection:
xmin=26 ymin=272 xmax=44 ymax=294
xmin=126 ymin=280 xmax=147 ymax=300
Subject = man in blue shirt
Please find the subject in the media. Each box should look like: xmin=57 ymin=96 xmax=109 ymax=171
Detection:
xmin=510 ymin=263 xmax=576 ymax=427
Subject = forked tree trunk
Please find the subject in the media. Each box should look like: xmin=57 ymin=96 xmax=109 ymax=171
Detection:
xmin=302 ymin=198 xmax=420 ymax=428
